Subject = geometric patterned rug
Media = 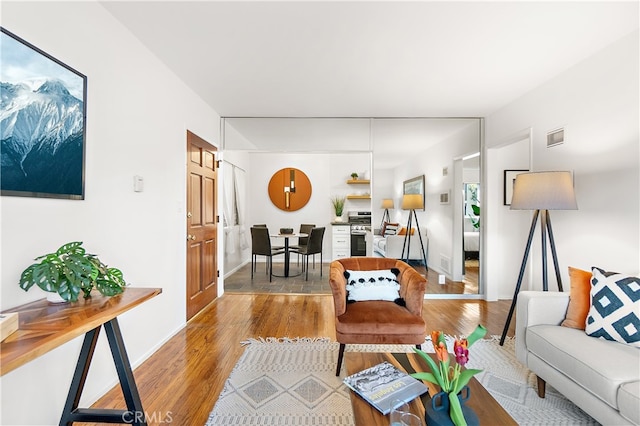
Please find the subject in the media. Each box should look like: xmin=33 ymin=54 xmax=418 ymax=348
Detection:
xmin=205 ymin=336 xmax=599 ymax=425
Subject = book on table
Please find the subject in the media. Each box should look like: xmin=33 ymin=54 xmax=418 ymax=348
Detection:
xmin=343 ymin=361 xmax=429 ymax=415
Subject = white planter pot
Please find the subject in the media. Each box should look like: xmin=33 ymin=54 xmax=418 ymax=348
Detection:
xmin=46 ymin=291 xmax=68 ymax=304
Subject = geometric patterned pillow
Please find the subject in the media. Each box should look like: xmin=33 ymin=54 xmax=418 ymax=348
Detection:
xmin=585 ymin=267 xmax=640 ymax=347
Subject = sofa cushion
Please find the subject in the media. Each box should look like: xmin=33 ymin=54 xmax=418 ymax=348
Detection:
xmin=344 ymin=269 xmax=400 ymax=302
xmin=561 ymin=267 xmax=592 ymax=330
xmin=372 ymin=235 xmax=386 ymax=252
xmin=381 ymin=222 xmax=399 ymax=236
xmin=585 ymin=267 xmax=640 ymax=347
xmin=527 ymin=324 xmax=640 ymax=409
xmin=336 ymin=300 xmax=426 ymax=336
xmin=618 ymin=381 xmax=640 ymax=425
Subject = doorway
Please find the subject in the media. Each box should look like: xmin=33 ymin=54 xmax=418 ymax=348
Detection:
xmin=186 ymin=130 xmax=218 ymax=320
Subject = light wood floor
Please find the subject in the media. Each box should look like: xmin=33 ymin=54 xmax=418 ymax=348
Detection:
xmin=81 ymin=294 xmax=515 ymax=426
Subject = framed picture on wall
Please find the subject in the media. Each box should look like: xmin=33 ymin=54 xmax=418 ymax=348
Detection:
xmin=403 ymin=175 xmax=425 ymax=210
xmin=0 ymin=27 xmax=87 ymax=199
xmin=504 ymin=170 xmax=529 ymax=205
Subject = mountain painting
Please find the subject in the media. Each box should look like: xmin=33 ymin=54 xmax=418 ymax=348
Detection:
xmin=1 ymin=28 xmax=87 ymax=199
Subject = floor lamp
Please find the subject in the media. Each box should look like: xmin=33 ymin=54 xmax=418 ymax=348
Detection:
xmin=400 ymin=194 xmax=429 ymax=269
xmin=499 ymin=171 xmax=577 ymax=345
xmin=379 ymin=198 xmax=393 ymax=230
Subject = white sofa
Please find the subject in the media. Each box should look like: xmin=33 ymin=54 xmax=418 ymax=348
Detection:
xmin=516 ymin=291 xmax=640 ymax=425
xmin=368 ymin=227 xmax=427 ymax=263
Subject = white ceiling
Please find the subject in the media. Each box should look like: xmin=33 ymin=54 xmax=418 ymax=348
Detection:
xmin=223 ymin=117 xmax=480 ymax=168
xmin=101 ymin=1 xmax=638 ymax=118
xmin=100 ymin=1 xmax=637 ymax=167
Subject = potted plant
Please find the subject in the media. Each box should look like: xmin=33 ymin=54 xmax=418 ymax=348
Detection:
xmin=330 ymin=195 xmax=346 ymax=221
xmin=411 ymin=325 xmax=487 ymax=426
xmin=350 ymin=172 xmax=359 ymax=180
xmin=19 ymin=241 xmax=127 ymax=303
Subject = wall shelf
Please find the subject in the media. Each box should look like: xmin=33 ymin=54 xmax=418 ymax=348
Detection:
xmin=347 ymin=179 xmax=370 ymax=184
xmin=346 ymin=195 xmax=371 ymax=200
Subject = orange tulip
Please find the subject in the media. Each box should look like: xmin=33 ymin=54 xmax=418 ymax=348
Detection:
xmin=431 ymin=330 xmax=441 ymax=346
xmin=435 ymin=341 xmax=449 ymax=363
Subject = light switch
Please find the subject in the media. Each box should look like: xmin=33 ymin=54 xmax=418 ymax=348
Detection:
xmin=133 ymin=175 xmax=144 ymax=192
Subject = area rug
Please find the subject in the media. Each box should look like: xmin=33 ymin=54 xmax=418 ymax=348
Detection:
xmin=205 ymin=336 xmax=598 ymax=425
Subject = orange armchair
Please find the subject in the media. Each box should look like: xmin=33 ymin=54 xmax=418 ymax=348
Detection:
xmin=329 ymin=257 xmax=427 ymax=375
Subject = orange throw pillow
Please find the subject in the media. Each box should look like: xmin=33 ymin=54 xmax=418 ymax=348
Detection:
xmin=561 ymin=267 xmax=592 ymax=330
xmin=398 ymin=227 xmax=415 ymax=236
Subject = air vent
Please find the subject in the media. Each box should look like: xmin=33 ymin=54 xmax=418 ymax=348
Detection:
xmin=439 ymin=192 xmax=450 ymax=204
xmin=440 ymin=255 xmax=450 ymax=274
xmin=547 ymin=128 xmax=564 ymax=148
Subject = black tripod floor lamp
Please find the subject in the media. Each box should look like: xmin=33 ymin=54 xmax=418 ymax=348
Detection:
xmin=379 ymin=198 xmax=393 ymax=230
xmin=499 ymin=171 xmax=577 ymax=345
xmin=400 ymin=194 xmax=428 ymax=269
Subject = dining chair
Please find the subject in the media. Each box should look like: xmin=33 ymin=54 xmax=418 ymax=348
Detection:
xmin=290 ymin=227 xmax=325 ymax=280
xmin=251 ymin=227 xmax=285 ymax=282
xmin=253 ymin=224 xmax=283 ymax=249
xmin=290 ymin=223 xmax=315 ymax=265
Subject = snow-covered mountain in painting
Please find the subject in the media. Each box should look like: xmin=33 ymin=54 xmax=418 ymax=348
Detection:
xmin=1 ymin=79 xmax=85 ymax=196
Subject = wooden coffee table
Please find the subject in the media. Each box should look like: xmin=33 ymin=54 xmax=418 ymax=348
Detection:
xmin=345 ymin=352 xmax=516 ymax=426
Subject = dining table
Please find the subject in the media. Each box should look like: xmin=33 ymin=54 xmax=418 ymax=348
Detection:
xmin=270 ymin=232 xmax=307 ymax=277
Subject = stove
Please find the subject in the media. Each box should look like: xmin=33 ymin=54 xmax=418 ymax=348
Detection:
xmin=347 ymin=211 xmax=372 ymax=234
xmin=347 ymin=211 xmax=371 ymax=256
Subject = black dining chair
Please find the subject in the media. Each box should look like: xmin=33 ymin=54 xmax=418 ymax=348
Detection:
xmin=253 ymin=224 xmax=283 ymax=249
xmin=290 ymin=223 xmax=315 ymax=265
xmin=291 ymin=227 xmax=325 ymax=280
xmin=251 ymin=227 xmax=285 ymax=282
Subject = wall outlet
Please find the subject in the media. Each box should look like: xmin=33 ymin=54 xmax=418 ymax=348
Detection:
xmin=438 ymin=274 xmax=445 ymax=284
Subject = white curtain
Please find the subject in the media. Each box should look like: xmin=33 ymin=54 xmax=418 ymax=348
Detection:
xmin=234 ymin=166 xmax=249 ymax=250
xmin=223 ymin=162 xmax=236 ymax=254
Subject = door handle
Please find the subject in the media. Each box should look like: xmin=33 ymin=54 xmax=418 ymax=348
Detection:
xmin=187 ymin=234 xmax=196 ymax=241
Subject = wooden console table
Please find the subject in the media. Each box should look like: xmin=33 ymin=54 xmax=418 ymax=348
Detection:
xmin=1 ymin=287 xmax=161 ymax=425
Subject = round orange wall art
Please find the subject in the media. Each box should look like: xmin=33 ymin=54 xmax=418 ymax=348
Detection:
xmin=267 ymin=168 xmax=312 ymax=211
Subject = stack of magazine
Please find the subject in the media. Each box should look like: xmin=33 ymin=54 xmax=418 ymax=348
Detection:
xmin=343 ymin=361 xmax=429 ymax=415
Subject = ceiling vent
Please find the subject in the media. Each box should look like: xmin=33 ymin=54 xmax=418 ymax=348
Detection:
xmin=547 ymin=128 xmax=565 ymax=148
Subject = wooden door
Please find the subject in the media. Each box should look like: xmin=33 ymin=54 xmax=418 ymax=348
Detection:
xmin=186 ymin=130 xmax=218 ymax=321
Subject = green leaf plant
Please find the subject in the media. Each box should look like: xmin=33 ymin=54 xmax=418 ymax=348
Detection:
xmin=19 ymin=241 xmax=127 ymax=302
xmin=411 ymin=324 xmax=487 ymax=426
xmin=330 ymin=195 xmax=346 ymax=217
xmin=470 ymin=204 xmax=480 ymax=229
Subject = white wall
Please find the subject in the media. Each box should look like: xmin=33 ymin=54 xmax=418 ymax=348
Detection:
xmin=486 ymin=135 xmax=531 ymax=300
xmin=371 ymin=167 xmax=395 ymax=232
xmin=385 ymin=122 xmax=481 ymax=278
xmin=242 ymin=152 xmax=371 ymax=263
xmin=485 ymin=30 xmax=639 ymax=299
xmin=1 ymin=2 xmax=220 ymax=424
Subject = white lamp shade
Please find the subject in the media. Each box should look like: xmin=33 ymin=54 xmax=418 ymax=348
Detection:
xmin=510 ymin=171 xmax=578 ymax=210
xmin=402 ymin=194 xmax=423 ymax=210
xmin=381 ymin=199 xmax=394 ymax=209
